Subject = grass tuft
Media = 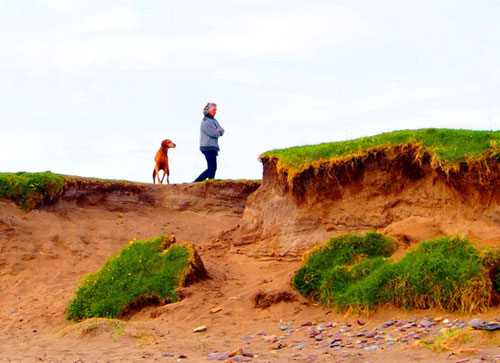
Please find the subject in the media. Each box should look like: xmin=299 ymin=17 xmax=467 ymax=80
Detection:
xmin=0 ymin=171 xmax=64 ymax=210
xmin=66 ymin=235 xmax=207 ymax=321
xmin=293 ymin=234 xmax=498 ymax=313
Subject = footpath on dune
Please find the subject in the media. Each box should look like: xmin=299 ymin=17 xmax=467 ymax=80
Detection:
xmin=0 ymin=143 xmax=499 ymax=362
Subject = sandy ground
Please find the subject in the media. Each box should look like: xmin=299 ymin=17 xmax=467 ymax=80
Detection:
xmin=0 ymin=188 xmax=499 ymax=362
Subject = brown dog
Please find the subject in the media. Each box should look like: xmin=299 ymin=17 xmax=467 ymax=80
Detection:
xmin=153 ymin=139 xmax=176 ymax=184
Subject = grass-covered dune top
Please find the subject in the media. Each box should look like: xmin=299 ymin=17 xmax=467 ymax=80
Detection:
xmin=261 ymin=129 xmax=500 ymax=173
xmin=0 ymin=171 xmax=141 ymax=211
xmin=293 ymin=232 xmax=499 ymax=314
xmin=66 ymin=235 xmax=208 ymax=321
xmin=0 ymin=171 xmax=65 ymax=211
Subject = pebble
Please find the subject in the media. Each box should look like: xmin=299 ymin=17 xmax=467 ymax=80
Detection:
xmin=263 ymin=335 xmax=278 ymax=343
xmin=279 ymin=325 xmax=289 ymax=331
xmin=193 ymin=325 xmax=207 ymax=333
xmin=231 ymin=355 xmax=245 ymax=362
xmin=307 ymin=327 xmax=319 ymax=337
xmin=419 ymin=320 xmax=432 ymax=328
xmin=357 ymin=319 xmax=366 ymax=326
xmin=468 ymin=318 xmax=483 ymax=328
xmin=209 ymin=307 xmax=222 ymax=314
xmin=383 ymin=320 xmax=395 ymax=327
xmin=442 ymin=319 xmax=450 ymax=324
xmin=365 ymin=332 xmax=376 ymax=338
xmin=314 ymin=334 xmax=324 ymax=341
xmin=296 ymin=343 xmax=306 ymax=350
xmin=400 ymin=338 xmax=409 ymax=343
xmin=207 ymin=353 xmax=229 ymax=361
xmin=301 ymin=321 xmax=312 ymax=326
xmin=386 ymin=341 xmax=395 ymax=346
xmin=455 ymin=360 xmax=469 ymax=363
xmin=162 ymin=353 xmax=174 ymax=357
xmin=257 ymin=331 xmax=267 ymax=336
xmin=365 ymin=346 xmax=378 ymax=351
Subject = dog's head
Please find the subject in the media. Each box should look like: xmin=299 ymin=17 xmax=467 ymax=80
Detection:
xmin=161 ymin=139 xmax=176 ymax=150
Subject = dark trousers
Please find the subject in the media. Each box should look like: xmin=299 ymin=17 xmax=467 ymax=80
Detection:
xmin=194 ymin=150 xmax=217 ymax=182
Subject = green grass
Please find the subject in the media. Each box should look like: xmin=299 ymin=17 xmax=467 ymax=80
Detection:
xmin=293 ymin=234 xmax=498 ymax=313
xmin=66 ymin=235 xmax=200 ymax=321
xmin=262 ymin=129 xmax=500 ymax=172
xmin=0 ymin=171 xmax=64 ymax=210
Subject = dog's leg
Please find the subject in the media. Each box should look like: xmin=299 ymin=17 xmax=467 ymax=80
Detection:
xmin=156 ymin=166 xmax=162 ymax=184
xmin=159 ymin=170 xmax=166 ymax=184
xmin=166 ymin=166 xmax=170 ymax=185
xmin=153 ymin=169 xmax=156 ymax=184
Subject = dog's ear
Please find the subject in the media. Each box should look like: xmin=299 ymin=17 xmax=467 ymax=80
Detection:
xmin=161 ymin=140 xmax=167 ymax=148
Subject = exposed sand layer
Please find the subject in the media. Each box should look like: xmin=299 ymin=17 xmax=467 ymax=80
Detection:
xmin=0 ymin=175 xmax=498 ymax=362
xmin=237 ymin=147 xmax=500 ymax=258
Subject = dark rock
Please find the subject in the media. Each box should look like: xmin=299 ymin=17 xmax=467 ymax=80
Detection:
xmin=357 ymin=319 xmax=366 ymax=326
xmin=365 ymin=332 xmax=376 ymax=338
xmin=383 ymin=320 xmax=396 ymax=327
xmin=162 ymin=353 xmax=175 ymax=357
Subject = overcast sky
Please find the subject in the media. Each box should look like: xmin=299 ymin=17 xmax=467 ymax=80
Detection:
xmin=1 ymin=0 xmax=499 ymax=183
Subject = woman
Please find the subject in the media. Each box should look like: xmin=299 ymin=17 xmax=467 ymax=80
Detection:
xmin=194 ymin=102 xmax=224 ymax=182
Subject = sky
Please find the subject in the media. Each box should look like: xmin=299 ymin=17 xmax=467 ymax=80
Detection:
xmin=1 ymin=0 xmax=499 ymax=183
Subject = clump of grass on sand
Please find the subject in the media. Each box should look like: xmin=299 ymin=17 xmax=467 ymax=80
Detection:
xmin=66 ymin=235 xmax=207 ymax=321
xmin=262 ymin=128 xmax=500 ymax=172
xmin=0 ymin=171 xmax=64 ymax=210
xmin=293 ymin=233 xmax=498 ymax=313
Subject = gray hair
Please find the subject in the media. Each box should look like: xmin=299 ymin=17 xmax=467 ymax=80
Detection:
xmin=203 ymin=102 xmax=217 ymax=116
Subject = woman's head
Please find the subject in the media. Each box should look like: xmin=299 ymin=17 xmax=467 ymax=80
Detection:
xmin=203 ymin=103 xmax=217 ymax=116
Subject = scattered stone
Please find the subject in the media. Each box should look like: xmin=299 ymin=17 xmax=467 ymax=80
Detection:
xmin=305 ymin=355 xmax=317 ymax=361
xmin=400 ymin=338 xmax=409 ymax=343
xmin=402 ymin=323 xmax=415 ymax=329
xmin=193 ymin=325 xmax=208 ymax=333
xmin=472 ymin=322 xmax=500 ymax=331
xmin=257 ymin=331 xmax=267 ymax=336
xmin=178 ymin=354 xmax=187 ymax=359
xmin=455 ymin=360 xmax=469 ymax=363
xmin=307 ymin=327 xmax=319 ymax=337
xmin=357 ymin=319 xmax=366 ymax=326
xmin=296 ymin=343 xmax=306 ymax=350
xmin=383 ymin=320 xmax=395 ymax=327
xmin=434 ymin=316 xmax=444 ymax=322
xmin=468 ymin=318 xmax=483 ymax=328
xmin=263 ymin=335 xmax=278 ymax=343
xmin=228 ymin=348 xmax=244 ymax=357
xmin=365 ymin=332 xmax=376 ymax=338
xmin=419 ymin=320 xmax=432 ymax=328
xmin=301 ymin=321 xmax=312 ymax=326
xmin=365 ymin=346 xmax=378 ymax=351
xmin=413 ymin=335 xmax=421 ymax=340
xmin=241 ymin=335 xmax=253 ymax=341
xmin=162 ymin=353 xmax=174 ymax=357
xmin=442 ymin=319 xmax=450 ymax=324
xmin=387 ymin=341 xmax=395 ymax=346
xmin=314 ymin=334 xmax=324 ymax=341
xmin=326 ymin=322 xmax=334 ymax=327
xmin=279 ymin=325 xmax=289 ymax=331
xmin=207 ymin=353 xmax=229 ymax=361
xmin=210 ymin=307 xmax=222 ymax=314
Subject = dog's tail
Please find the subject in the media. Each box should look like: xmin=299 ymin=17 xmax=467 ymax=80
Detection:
xmin=152 ymin=169 xmax=156 ymax=184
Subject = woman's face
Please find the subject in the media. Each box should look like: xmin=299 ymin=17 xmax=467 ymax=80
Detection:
xmin=209 ymin=105 xmax=217 ymax=116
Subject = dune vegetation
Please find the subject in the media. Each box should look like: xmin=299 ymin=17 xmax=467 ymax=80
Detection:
xmin=66 ymin=235 xmax=207 ymax=321
xmin=0 ymin=171 xmax=64 ymax=211
xmin=262 ymin=128 xmax=500 ymax=173
xmin=293 ymin=233 xmax=499 ymax=314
